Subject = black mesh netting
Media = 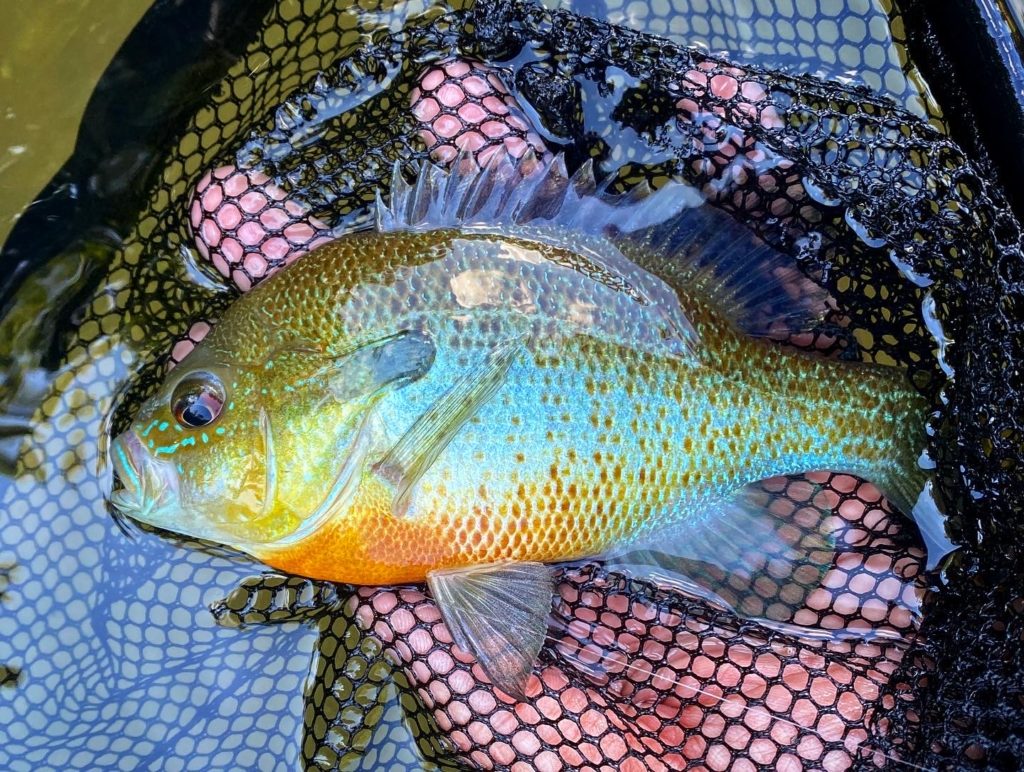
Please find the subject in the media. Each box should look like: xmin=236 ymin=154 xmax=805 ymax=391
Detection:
xmin=1 ymin=0 xmax=1022 ymax=770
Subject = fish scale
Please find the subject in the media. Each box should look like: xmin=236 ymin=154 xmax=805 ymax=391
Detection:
xmin=111 ymin=157 xmax=930 ymax=697
xmin=242 ymin=232 xmax=920 ymax=584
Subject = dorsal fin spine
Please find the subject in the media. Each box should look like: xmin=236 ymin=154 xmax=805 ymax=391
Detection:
xmin=377 ymin=152 xmax=829 ymax=337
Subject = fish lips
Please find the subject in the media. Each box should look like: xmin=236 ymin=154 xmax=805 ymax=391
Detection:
xmin=110 ymin=429 xmax=183 ymax=530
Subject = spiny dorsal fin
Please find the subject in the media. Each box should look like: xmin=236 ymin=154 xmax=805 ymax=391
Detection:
xmin=376 ymin=150 xmax=702 ymax=238
xmin=377 ymin=152 xmax=828 ymax=338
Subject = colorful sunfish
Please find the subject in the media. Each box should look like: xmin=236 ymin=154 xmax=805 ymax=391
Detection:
xmin=111 ymin=156 xmax=929 ymax=696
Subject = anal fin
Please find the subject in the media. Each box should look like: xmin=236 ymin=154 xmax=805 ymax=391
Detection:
xmin=605 ymin=479 xmax=837 ymax=627
xmin=427 ymin=562 xmax=556 ymax=700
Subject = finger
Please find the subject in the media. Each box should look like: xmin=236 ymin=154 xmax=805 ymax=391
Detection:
xmin=189 ymin=166 xmax=335 ymax=293
xmin=410 ymin=59 xmax=550 ymax=168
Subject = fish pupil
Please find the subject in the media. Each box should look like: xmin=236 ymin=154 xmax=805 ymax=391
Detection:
xmin=171 ymin=373 xmax=225 ymax=428
xmin=182 ymin=395 xmax=217 ymax=426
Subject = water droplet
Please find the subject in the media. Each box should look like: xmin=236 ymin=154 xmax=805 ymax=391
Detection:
xmin=922 ymin=291 xmax=954 ymax=379
xmin=911 ymin=481 xmax=957 ymax=571
xmin=889 ymin=248 xmax=933 ymax=287
xmin=843 ymin=207 xmax=887 ymax=248
xmin=800 ymin=176 xmax=841 ymax=207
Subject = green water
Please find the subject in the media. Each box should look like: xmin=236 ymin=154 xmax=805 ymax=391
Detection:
xmin=0 ymin=0 xmax=153 ymax=247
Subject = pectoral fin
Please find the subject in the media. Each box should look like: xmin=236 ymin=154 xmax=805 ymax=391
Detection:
xmin=427 ymin=562 xmax=556 ymax=700
xmin=270 ymin=330 xmax=436 ymax=405
xmin=373 ymin=339 xmax=522 ymax=517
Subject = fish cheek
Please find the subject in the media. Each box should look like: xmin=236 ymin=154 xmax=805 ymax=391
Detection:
xmin=178 ymin=409 xmax=267 ymax=532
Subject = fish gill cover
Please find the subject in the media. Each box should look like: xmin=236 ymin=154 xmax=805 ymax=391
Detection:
xmin=0 ymin=0 xmax=1021 ymax=770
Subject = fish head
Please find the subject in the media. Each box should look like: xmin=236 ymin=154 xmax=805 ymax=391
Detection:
xmin=110 ymin=348 xmax=279 ymax=547
xmin=111 ymin=329 xmax=437 ymax=551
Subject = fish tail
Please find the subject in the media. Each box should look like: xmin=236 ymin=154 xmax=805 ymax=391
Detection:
xmin=877 ymin=453 xmax=956 ymax=570
xmin=877 ymin=462 xmax=930 ymax=518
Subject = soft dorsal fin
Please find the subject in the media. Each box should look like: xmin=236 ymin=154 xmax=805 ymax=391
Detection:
xmin=626 ymin=205 xmax=830 ymax=336
xmin=427 ymin=561 xmax=556 ymax=700
xmin=377 ymin=152 xmax=828 ymax=337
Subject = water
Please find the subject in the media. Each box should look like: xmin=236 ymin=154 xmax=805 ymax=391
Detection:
xmin=0 ymin=0 xmax=154 ymax=248
xmin=1 ymin=1 xmax=957 ymax=770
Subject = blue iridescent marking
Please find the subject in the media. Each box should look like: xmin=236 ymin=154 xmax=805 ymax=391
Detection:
xmin=154 ymin=435 xmax=196 ymax=456
xmin=112 ymin=441 xmax=141 ymax=491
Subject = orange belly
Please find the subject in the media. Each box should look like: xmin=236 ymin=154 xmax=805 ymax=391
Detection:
xmin=257 ymin=479 xmax=611 ymax=585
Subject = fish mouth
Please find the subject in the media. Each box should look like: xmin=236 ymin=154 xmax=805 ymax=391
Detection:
xmin=110 ymin=430 xmax=181 ymax=528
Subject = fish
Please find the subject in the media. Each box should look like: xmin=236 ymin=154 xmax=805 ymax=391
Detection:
xmin=110 ymin=155 xmax=931 ymax=697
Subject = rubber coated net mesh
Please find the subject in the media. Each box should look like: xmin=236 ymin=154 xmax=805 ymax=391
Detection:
xmin=1 ymin=0 xmax=1021 ymax=770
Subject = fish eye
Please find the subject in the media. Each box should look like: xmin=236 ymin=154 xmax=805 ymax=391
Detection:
xmin=171 ymin=372 xmax=226 ymax=428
